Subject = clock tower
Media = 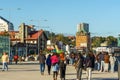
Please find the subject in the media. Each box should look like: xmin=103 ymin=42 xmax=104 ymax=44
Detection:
xmin=76 ymin=23 xmax=91 ymax=51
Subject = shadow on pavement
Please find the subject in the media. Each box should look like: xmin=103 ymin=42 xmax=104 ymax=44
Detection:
xmin=65 ymin=79 xmax=76 ymax=80
xmin=92 ymin=78 xmax=118 ymax=80
xmin=10 ymin=69 xmax=39 ymax=72
xmin=66 ymin=78 xmax=118 ymax=80
xmin=66 ymin=73 xmax=76 ymax=75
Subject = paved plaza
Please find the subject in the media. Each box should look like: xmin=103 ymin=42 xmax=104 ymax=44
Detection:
xmin=0 ymin=62 xmax=118 ymax=80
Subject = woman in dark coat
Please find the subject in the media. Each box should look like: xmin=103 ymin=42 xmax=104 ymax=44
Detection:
xmin=46 ymin=54 xmax=52 ymax=75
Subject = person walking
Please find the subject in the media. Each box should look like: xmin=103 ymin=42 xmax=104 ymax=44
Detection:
xmin=99 ymin=52 xmax=105 ymax=72
xmin=95 ymin=52 xmax=101 ymax=71
xmin=76 ymin=53 xmax=84 ymax=80
xmin=1 ymin=52 xmax=9 ymax=71
xmin=9 ymin=55 xmax=13 ymax=64
xmin=104 ymin=52 xmax=110 ymax=72
xmin=70 ymin=52 xmax=75 ymax=65
xmin=39 ymin=50 xmax=46 ymax=75
xmin=109 ymin=53 xmax=116 ymax=73
xmin=66 ymin=53 xmax=70 ymax=65
xmin=59 ymin=52 xmax=66 ymax=80
xmin=85 ymin=51 xmax=95 ymax=80
xmin=46 ymin=54 xmax=52 ymax=75
xmin=51 ymin=52 xmax=59 ymax=80
xmin=14 ymin=54 xmax=19 ymax=64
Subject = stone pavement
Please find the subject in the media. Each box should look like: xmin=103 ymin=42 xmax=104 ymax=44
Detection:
xmin=0 ymin=62 xmax=118 ymax=80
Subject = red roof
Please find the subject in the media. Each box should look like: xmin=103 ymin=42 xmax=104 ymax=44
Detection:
xmin=2 ymin=30 xmax=45 ymax=41
xmin=27 ymin=30 xmax=44 ymax=40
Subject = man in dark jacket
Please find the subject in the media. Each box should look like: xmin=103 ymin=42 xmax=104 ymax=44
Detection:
xmin=76 ymin=53 xmax=84 ymax=80
xmin=85 ymin=51 xmax=95 ymax=80
xmin=39 ymin=50 xmax=46 ymax=75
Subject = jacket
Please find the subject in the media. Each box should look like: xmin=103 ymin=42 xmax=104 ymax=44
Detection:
xmin=51 ymin=55 xmax=59 ymax=65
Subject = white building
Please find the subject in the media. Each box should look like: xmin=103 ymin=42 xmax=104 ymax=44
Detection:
xmin=0 ymin=16 xmax=14 ymax=31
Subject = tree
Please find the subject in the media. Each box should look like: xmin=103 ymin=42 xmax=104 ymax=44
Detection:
xmin=55 ymin=34 xmax=69 ymax=44
xmin=106 ymin=36 xmax=117 ymax=46
xmin=91 ymin=36 xmax=106 ymax=47
xmin=91 ymin=36 xmax=117 ymax=48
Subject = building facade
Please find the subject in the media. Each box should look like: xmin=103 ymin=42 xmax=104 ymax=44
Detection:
xmin=9 ymin=23 xmax=48 ymax=56
xmin=0 ymin=16 xmax=14 ymax=31
xmin=19 ymin=23 xmax=35 ymax=43
xmin=76 ymin=23 xmax=91 ymax=51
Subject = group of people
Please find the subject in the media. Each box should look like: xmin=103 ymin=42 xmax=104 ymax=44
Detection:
xmin=38 ymin=50 xmax=66 ymax=80
xmin=0 ymin=50 xmax=117 ymax=80
xmin=95 ymin=52 xmax=116 ymax=73
xmin=38 ymin=50 xmax=116 ymax=80
xmin=74 ymin=51 xmax=95 ymax=80
xmin=73 ymin=51 xmax=116 ymax=80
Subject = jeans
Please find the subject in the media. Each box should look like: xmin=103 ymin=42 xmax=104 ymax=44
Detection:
xmin=86 ymin=67 xmax=92 ymax=80
xmin=2 ymin=62 xmax=8 ymax=71
xmin=70 ymin=58 xmax=74 ymax=65
xmin=40 ymin=63 xmax=45 ymax=73
xmin=97 ymin=62 xmax=100 ymax=71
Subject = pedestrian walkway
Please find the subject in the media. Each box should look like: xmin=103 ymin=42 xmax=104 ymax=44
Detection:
xmin=0 ymin=63 xmax=118 ymax=80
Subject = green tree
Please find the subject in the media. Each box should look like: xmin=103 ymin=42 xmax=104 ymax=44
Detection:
xmin=106 ymin=36 xmax=117 ymax=46
xmin=55 ymin=34 xmax=69 ymax=44
xmin=54 ymin=34 xmax=75 ymax=46
xmin=91 ymin=36 xmax=106 ymax=47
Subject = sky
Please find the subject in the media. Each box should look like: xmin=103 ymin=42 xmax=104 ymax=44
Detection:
xmin=0 ymin=0 xmax=120 ymax=37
